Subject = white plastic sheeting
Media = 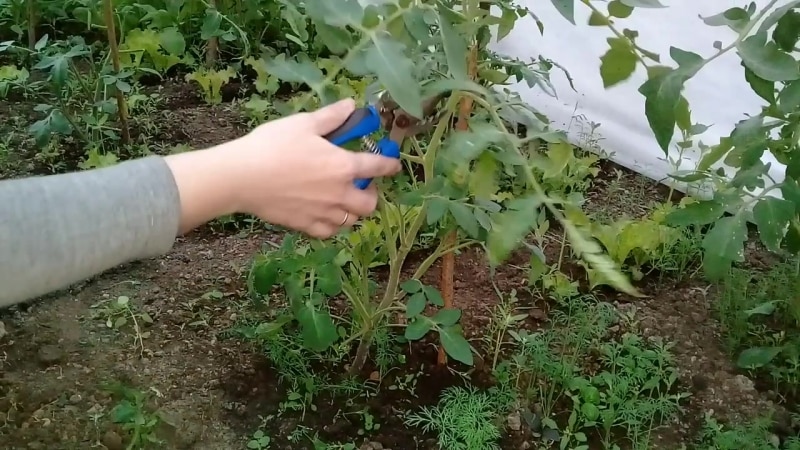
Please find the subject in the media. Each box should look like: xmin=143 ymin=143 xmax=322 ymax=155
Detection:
xmin=488 ymin=0 xmax=786 ymax=198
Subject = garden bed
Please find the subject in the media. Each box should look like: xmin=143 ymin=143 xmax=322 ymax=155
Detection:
xmin=1 ymin=80 xmax=798 ymax=449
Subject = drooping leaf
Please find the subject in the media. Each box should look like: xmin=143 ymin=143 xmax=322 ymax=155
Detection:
xmin=550 ymin=0 xmax=575 ymax=24
xmin=600 ymin=37 xmax=638 ymax=88
xmin=780 ymin=176 xmax=800 ymax=212
xmin=449 ymin=202 xmax=480 ymax=238
xmin=779 ymin=78 xmax=800 ymax=114
xmin=752 ymin=197 xmax=795 ymax=252
xmin=702 ymin=214 xmax=747 ymax=279
xmin=486 ymin=195 xmax=540 ymax=265
xmin=438 ymin=325 xmax=473 ymax=365
xmin=773 ymin=10 xmax=800 ymax=52
xmin=737 ymin=32 xmax=800 ymax=82
xmin=437 ymin=6 xmax=468 ymax=80
xmin=638 ymin=48 xmax=702 ymax=152
xmin=620 ymin=0 xmax=666 ymax=7
xmin=427 ymin=197 xmax=449 ymax=225
xmin=442 ymin=123 xmax=506 ymax=164
xmin=314 ymin=23 xmax=353 ymax=54
xmin=744 ymin=66 xmax=775 ymax=105
xmin=366 ymin=33 xmax=422 ymax=118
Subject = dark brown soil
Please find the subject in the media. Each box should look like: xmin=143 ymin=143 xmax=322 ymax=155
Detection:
xmin=0 ymin=80 xmax=796 ymax=450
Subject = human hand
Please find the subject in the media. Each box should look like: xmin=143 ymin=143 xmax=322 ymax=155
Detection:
xmin=221 ymin=98 xmax=402 ymax=238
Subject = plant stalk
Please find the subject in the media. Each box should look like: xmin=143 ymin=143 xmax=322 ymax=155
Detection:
xmin=103 ymin=0 xmax=130 ymax=145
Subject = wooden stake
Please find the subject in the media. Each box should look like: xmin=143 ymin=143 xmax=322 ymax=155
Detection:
xmin=437 ymin=41 xmax=479 ymax=366
xmin=206 ymin=0 xmax=219 ymax=67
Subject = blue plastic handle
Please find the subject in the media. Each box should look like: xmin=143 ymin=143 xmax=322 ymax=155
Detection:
xmin=323 ymin=105 xmax=382 ymax=146
xmin=353 ymin=137 xmax=401 ymax=190
xmin=321 ymin=104 xmax=401 ymax=190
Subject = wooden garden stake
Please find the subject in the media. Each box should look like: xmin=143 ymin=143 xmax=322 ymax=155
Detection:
xmin=103 ymin=0 xmax=130 ymax=145
xmin=27 ymin=0 xmax=36 ymax=51
xmin=437 ymin=39 xmax=479 ymax=366
xmin=206 ymin=0 xmax=219 ymax=67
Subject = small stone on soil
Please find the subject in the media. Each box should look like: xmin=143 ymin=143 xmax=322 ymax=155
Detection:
xmin=37 ymin=345 xmax=64 ymax=365
xmin=102 ymin=430 xmax=123 ymax=450
xmin=507 ymin=411 xmax=522 ymax=431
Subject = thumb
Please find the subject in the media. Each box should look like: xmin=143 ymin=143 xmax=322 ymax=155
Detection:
xmin=349 ymin=152 xmax=403 ymax=179
xmin=306 ymin=98 xmax=357 ymax=135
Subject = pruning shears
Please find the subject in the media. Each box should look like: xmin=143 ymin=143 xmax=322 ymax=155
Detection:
xmin=322 ymin=91 xmax=444 ymax=189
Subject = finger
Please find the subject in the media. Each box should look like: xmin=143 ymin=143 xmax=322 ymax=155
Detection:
xmin=339 ymin=184 xmax=379 ymax=217
xmin=347 ymin=152 xmax=403 ymax=179
xmin=306 ymin=98 xmax=357 ymax=136
xmin=305 ymin=221 xmax=338 ymax=240
xmin=320 ymin=207 xmax=360 ymax=228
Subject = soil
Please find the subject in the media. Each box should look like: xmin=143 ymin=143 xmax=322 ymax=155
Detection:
xmin=0 ymin=81 xmax=797 ymax=450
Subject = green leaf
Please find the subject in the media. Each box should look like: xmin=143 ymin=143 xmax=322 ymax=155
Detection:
xmin=423 ymin=285 xmax=445 ymax=306
xmin=702 ymin=215 xmax=747 ymax=274
xmin=297 ymin=302 xmax=338 ymax=352
xmin=698 ymin=137 xmax=732 ymax=171
xmin=744 ymin=66 xmax=775 ymax=105
xmin=736 ymin=346 xmax=783 ymax=368
xmin=400 ymin=279 xmax=422 ymax=293
xmin=314 ymin=23 xmax=353 ymax=55
xmin=550 ymin=0 xmax=575 ymax=24
xmin=432 ymin=308 xmax=461 ymax=327
xmin=753 ymin=197 xmax=795 ymax=252
xmin=487 ymin=196 xmax=540 ymax=265
xmin=638 ymin=50 xmax=702 ymax=152
xmin=780 ymin=177 xmax=800 ymax=212
xmin=758 ymin=0 xmax=800 ymax=35
xmin=608 ymin=1 xmax=633 ymax=18
xmin=600 ymin=37 xmax=638 ymax=88
xmin=437 ymin=7 xmax=468 ymax=80
xmin=405 ymin=317 xmax=433 ymax=340
xmin=779 ymin=78 xmax=800 ymax=114
xmin=620 ymin=0 xmax=665 ymax=7
xmin=443 ymin=123 xmax=506 ymax=164
xmin=316 ymin=266 xmax=342 ymax=296
xmin=159 ymin=27 xmax=186 ymax=54
xmin=438 ymin=325 xmax=473 ymax=365
xmin=774 ymin=10 xmax=800 ymax=52
xmin=251 ymin=260 xmax=279 ymax=296
xmin=366 ymin=33 xmax=422 ymax=118
xmin=449 ymin=202 xmax=480 ymax=238
xmin=664 ymin=200 xmax=726 ymax=226
xmin=303 ymin=0 xmax=364 ymax=27
xmin=700 ymin=7 xmax=750 ymax=32
xmin=737 ymin=32 xmax=800 ymax=82
xmin=405 ymin=292 xmax=427 ymax=317
xmin=265 ymin=53 xmax=324 ymax=86
xmin=427 ymin=197 xmax=449 ymax=225
xmin=588 ymin=11 xmax=608 ymax=26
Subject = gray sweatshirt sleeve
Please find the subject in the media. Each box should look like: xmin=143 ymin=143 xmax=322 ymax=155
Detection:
xmin=0 ymin=155 xmax=181 ymax=308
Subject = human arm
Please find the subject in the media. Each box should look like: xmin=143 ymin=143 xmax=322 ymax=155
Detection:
xmin=0 ymin=99 xmax=401 ymax=308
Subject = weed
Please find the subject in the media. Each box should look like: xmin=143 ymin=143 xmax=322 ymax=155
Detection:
xmin=405 ymin=385 xmax=505 ymax=450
